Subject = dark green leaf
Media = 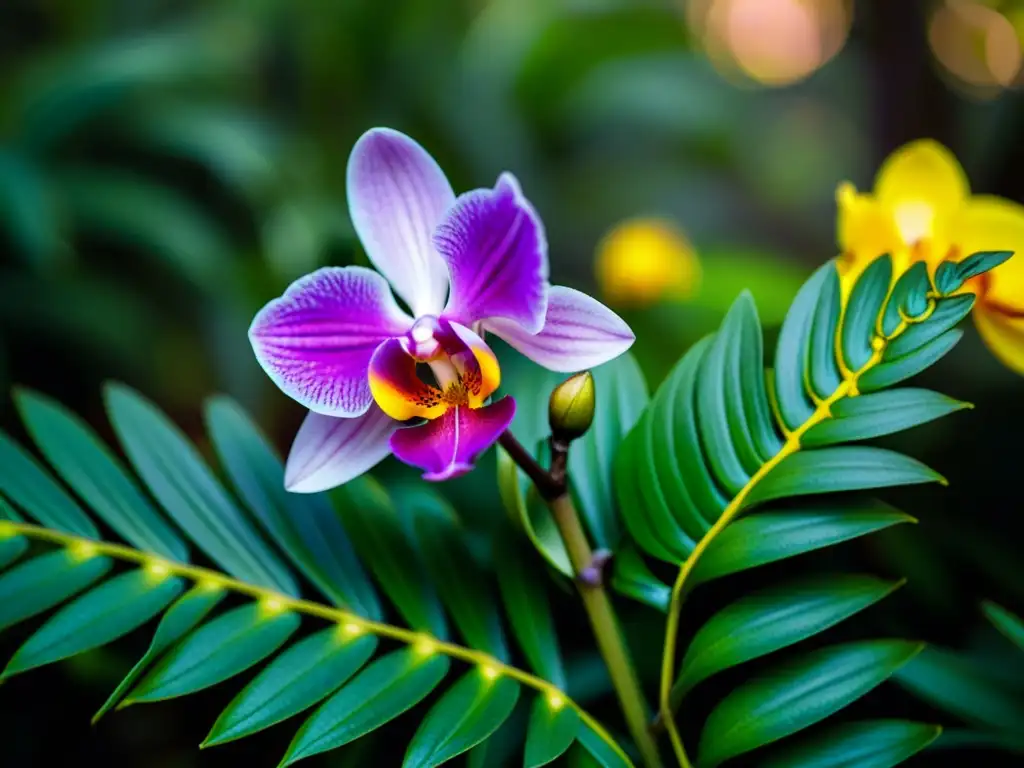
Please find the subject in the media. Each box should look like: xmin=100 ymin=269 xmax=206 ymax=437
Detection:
xmin=802 ymin=389 xmax=970 ymax=447
xmin=60 ymin=169 xmax=231 ymax=288
xmin=94 ymin=584 xmax=226 ymax=722
xmin=858 ymin=329 xmax=963 ymax=392
xmin=982 ymin=601 xmax=1024 ymax=652
xmin=495 ymin=537 xmax=565 ymax=687
xmin=611 ymin=546 xmax=670 ymax=612
xmin=895 ymin=645 xmax=1024 ymax=733
xmin=0 ymin=430 xmax=97 ymax=537
xmin=697 ymin=314 xmax=750 ymax=495
xmin=694 ymin=505 xmax=915 ymax=583
xmin=0 ymin=150 xmax=59 ymax=266
xmin=283 ymin=650 xmax=450 ymax=766
xmin=698 ymin=640 xmax=923 ymax=767
xmin=404 ymin=670 xmax=520 ymax=768
xmin=0 ymin=550 xmax=111 ymax=631
xmin=104 ymin=383 xmax=297 ymax=595
xmin=675 ymin=575 xmax=901 ymax=696
xmin=0 ymin=534 xmax=28 ymax=569
xmin=568 ymin=353 xmax=647 ymax=548
xmin=576 ymin=725 xmax=632 ymax=768
xmin=16 ymin=389 xmax=187 ymax=561
xmin=127 ymin=603 xmax=300 ymax=703
xmin=842 ymin=255 xmax=892 ymax=371
xmin=885 ymin=295 xmax=974 ymax=360
xmin=807 ymin=269 xmax=843 ymax=398
xmin=4 ymin=570 xmax=183 ymax=676
xmin=206 ymin=397 xmax=378 ymax=617
xmin=333 ymin=477 xmax=446 ymax=637
xmin=881 ymin=262 xmax=929 ymax=336
xmin=774 ymin=263 xmax=831 ymax=429
xmin=734 ymin=292 xmax=784 ymax=461
xmin=761 ymin=720 xmax=941 ymax=768
xmin=934 ymin=250 xmax=1012 ymax=295
xmin=525 ymin=697 xmax=580 ymax=768
xmin=205 ymin=630 xmax=378 ymax=746
xmin=746 ymin=447 xmax=943 ymax=508
xmin=408 ymin=492 xmax=508 ymax=660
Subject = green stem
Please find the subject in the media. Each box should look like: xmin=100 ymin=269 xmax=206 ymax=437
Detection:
xmin=547 ymin=493 xmax=665 ymax=768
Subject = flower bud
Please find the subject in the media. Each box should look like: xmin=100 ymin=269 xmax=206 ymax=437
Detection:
xmin=548 ymin=372 xmax=596 ymax=441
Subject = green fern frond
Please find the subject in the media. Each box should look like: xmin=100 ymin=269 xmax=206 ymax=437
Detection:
xmin=614 ymin=250 xmax=1013 ymax=766
xmin=0 ymin=385 xmax=630 ymax=767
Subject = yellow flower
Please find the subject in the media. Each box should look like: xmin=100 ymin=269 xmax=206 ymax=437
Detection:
xmin=595 ymin=218 xmax=701 ymax=307
xmin=837 ymin=139 xmax=1024 ymax=375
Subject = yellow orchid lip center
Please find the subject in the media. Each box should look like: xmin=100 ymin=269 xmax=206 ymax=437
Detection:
xmin=893 ymin=201 xmax=935 ymax=245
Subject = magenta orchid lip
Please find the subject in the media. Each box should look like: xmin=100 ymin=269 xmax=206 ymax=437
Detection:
xmin=249 ymin=127 xmax=634 ymax=489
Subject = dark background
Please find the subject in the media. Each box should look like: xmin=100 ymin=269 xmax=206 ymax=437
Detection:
xmin=1 ymin=0 xmax=1023 ymax=765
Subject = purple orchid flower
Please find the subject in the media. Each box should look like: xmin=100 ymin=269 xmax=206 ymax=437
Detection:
xmin=249 ymin=128 xmax=635 ymax=492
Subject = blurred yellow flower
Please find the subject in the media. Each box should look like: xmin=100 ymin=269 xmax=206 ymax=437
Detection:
xmin=595 ymin=218 xmax=701 ymax=307
xmin=837 ymin=139 xmax=1024 ymax=375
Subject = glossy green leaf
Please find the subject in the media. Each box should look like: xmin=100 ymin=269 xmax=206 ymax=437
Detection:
xmin=333 ymin=477 xmax=447 ymax=637
xmin=807 ymin=268 xmax=843 ymax=398
xmin=982 ymin=601 xmax=1024 ymax=652
xmin=4 ymin=570 xmax=183 ymax=676
xmin=408 ymin=492 xmax=508 ymax=660
xmin=734 ymin=292 xmax=784 ymax=461
xmin=658 ymin=335 xmax=726 ymax=529
xmin=206 ymin=397 xmax=378 ymax=617
xmin=885 ymin=295 xmax=975 ymax=360
xmin=802 ymin=389 xmax=970 ymax=447
xmin=0 ymin=534 xmax=28 ymax=569
xmin=746 ymin=447 xmax=943 ymax=508
xmin=774 ymin=263 xmax=831 ymax=430
xmin=568 ymin=353 xmax=647 ymax=548
xmin=858 ymin=329 xmax=963 ymax=392
xmin=698 ymin=640 xmax=923 ymax=767
xmin=94 ymin=584 xmax=226 ymax=722
xmin=934 ymin=250 xmax=1012 ymax=295
xmin=0 ymin=430 xmax=97 ymax=537
xmin=495 ymin=537 xmax=565 ymax=687
xmin=497 ymin=447 xmax=573 ymax=577
xmin=0 ymin=497 xmax=22 ymax=522
xmin=611 ymin=545 xmax=670 ymax=612
xmin=576 ymin=725 xmax=632 ymax=768
xmin=842 ymin=255 xmax=892 ymax=371
xmin=205 ymin=630 xmax=378 ymax=746
xmin=894 ymin=645 xmax=1024 ymax=733
xmin=761 ymin=720 xmax=941 ymax=768
xmin=283 ymin=650 xmax=450 ymax=766
xmin=525 ymin=697 xmax=580 ymax=768
xmin=104 ymin=383 xmax=297 ymax=595
xmin=697 ymin=315 xmax=750 ymax=495
xmin=675 ymin=575 xmax=901 ymax=697
xmin=881 ymin=262 xmax=929 ymax=336
xmin=127 ymin=603 xmax=300 ymax=703
xmin=15 ymin=389 xmax=187 ymax=561
xmin=404 ymin=670 xmax=520 ymax=768
xmin=694 ymin=506 xmax=915 ymax=583
xmin=0 ymin=550 xmax=111 ymax=631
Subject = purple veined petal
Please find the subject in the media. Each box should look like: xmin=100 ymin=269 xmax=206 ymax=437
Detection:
xmin=390 ymin=396 xmax=516 ymax=481
xmin=285 ymin=406 xmax=398 ymax=493
xmin=437 ymin=172 xmax=549 ymax=333
xmin=249 ymin=266 xmax=413 ymax=417
xmin=347 ymin=127 xmax=454 ymax=317
xmin=485 ymin=285 xmax=635 ymax=372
